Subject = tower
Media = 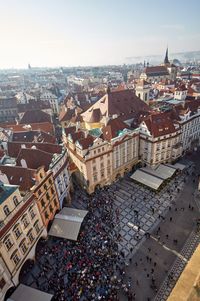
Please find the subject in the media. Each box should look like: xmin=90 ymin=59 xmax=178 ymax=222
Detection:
xmin=135 ymin=80 xmax=150 ymax=105
xmin=164 ymin=47 xmax=170 ymax=65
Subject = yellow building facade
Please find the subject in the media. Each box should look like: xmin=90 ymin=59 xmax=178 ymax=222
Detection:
xmin=0 ymin=183 xmax=47 ymax=301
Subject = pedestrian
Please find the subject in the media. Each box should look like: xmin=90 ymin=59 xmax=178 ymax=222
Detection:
xmin=170 ymin=217 xmax=172 ymax=222
xmin=166 ymin=234 xmax=169 ymax=239
xmin=154 ymin=262 xmax=157 ymax=267
xmin=135 ymin=262 xmax=138 ymax=267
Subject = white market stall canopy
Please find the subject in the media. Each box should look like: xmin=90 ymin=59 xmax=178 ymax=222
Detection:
xmin=131 ymin=169 xmax=163 ymax=190
xmin=49 ymin=207 xmax=88 ymax=241
xmin=155 ymin=164 xmax=176 ymax=179
xmin=131 ymin=163 xmax=179 ymax=190
xmin=170 ymin=163 xmax=186 ymax=171
xmin=8 ymin=284 xmax=53 ymax=301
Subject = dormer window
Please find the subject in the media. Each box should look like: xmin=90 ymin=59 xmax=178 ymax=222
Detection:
xmin=3 ymin=205 xmax=10 ymax=217
xmin=13 ymin=196 xmax=19 ymax=207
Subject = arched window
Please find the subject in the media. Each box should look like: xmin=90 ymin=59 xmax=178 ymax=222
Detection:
xmin=13 ymin=196 xmax=19 ymax=207
xmin=3 ymin=205 xmax=10 ymax=217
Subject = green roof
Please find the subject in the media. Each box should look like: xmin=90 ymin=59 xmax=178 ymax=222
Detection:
xmin=0 ymin=184 xmax=18 ymax=205
xmin=89 ymin=128 xmax=102 ymax=137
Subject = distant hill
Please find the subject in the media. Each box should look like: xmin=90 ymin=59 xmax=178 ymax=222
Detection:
xmin=125 ymin=50 xmax=200 ymax=65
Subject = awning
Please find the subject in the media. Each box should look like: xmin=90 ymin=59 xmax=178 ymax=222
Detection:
xmin=155 ymin=164 xmax=176 ymax=179
xmin=8 ymin=284 xmax=53 ymax=301
xmin=141 ymin=164 xmax=176 ymax=180
xmin=173 ymin=163 xmax=186 ymax=171
xmin=131 ymin=169 xmax=163 ymax=190
xmin=48 ymin=207 xmax=88 ymax=241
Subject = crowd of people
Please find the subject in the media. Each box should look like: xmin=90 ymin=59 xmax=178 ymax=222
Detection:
xmin=20 ymin=159 xmax=199 ymax=301
xmin=22 ymin=186 xmax=135 ymax=300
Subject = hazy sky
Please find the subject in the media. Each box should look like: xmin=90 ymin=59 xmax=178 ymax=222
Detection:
xmin=1 ymin=0 xmax=200 ymax=68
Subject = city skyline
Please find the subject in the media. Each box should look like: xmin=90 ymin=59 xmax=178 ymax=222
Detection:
xmin=0 ymin=0 xmax=200 ymax=68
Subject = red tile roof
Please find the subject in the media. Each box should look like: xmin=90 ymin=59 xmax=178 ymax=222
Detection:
xmin=1 ymin=122 xmax=54 ymax=135
xmin=7 ymin=142 xmax=62 ymax=158
xmin=16 ymin=148 xmax=53 ymax=171
xmin=64 ymin=126 xmax=76 ymax=136
xmin=82 ymin=89 xmax=150 ymax=124
xmin=141 ymin=112 xmax=180 ymax=138
xmin=102 ymin=118 xmax=130 ymax=141
xmin=69 ymin=131 xmax=85 ymax=143
xmin=17 ymin=100 xmax=51 ymax=113
xmin=12 ymin=130 xmax=56 ymax=144
xmin=145 ymin=66 xmax=169 ymax=75
xmin=0 ymin=165 xmax=36 ymax=191
xmin=19 ymin=110 xmax=51 ymax=124
xmin=76 ymin=135 xmax=94 ymax=150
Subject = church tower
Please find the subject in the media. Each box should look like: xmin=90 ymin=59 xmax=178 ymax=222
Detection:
xmin=164 ymin=47 xmax=170 ymax=66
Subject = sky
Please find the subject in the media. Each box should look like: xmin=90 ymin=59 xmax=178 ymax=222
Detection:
xmin=0 ymin=0 xmax=200 ymax=68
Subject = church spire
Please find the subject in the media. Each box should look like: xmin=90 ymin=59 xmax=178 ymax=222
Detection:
xmin=164 ymin=47 xmax=170 ymax=65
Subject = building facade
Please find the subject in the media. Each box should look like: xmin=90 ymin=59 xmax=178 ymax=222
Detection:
xmin=0 ymin=184 xmax=47 ymax=300
xmin=139 ymin=113 xmax=183 ymax=166
xmin=50 ymin=148 xmax=71 ymax=208
xmin=64 ymin=119 xmax=139 ymax=194
xmin=31 ymin=167 xmax=60 ymax=229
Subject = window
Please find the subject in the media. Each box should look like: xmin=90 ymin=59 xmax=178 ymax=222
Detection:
xmin=51 ymin=187 xmax=55 ymax=194
xmin=27 ymin=229 xmax=34 ymax=243
xmin=107 ymin=168 xmax=111 ymax=175
xmin=38 ymin=189 xmax=42 ymax=196
xmin=3 ymin=205 xmax=10 ymax=217
xmin=44 ymin=211 xmax=49 ymax=220
xmin=0 ymin=278 xmax=6 ymax=289
xmin=102 ymin=147 xmax=104 ymax=151
xmin=100 ymin=162 xmax=104 ymax=169
xmin=98 ymin=149 xmax=101 ymax=153
xmin=11 ymin=251 xmax=20 ymax=266
xmin=93 ymin=166 xmax=96 ymax=172
xmin=29 ymin=208 xmax=36 ymax=219
xmin=101 ymin=172 xmax=104 ymax=178
xmin=13 ymin=196 xmax=19 ymax=207
xmin=93 ymin=175 xmax=97 ymax=182
xmin=13 ymin=226 xmax=22 ymax=239
xmin=46 ymin=193 xmax=50 ymax=200
xmin=20 ymin=240 xmax=27 ymax=254
xmin=4 ymin=237 xmax=13 ymax=251
xmin=54 ymin=199 xmax=58 ymax=207
xmin=22 ymin=215 xmax=29 ymax=228
xmin=107 ymin=153 xmax=110 ymax=157
xmin=100 ymin=156 xmax=103 ymax=160
xmin=39 ymin=173 xmax=43 ymax=179
xmin=107 ymin=160 xmax=110 ymax=166
xmin=49 ymin=205 xmax=53 ymax=213
xmin=34 ymin=220 xmax=40 ymax=234
xmin=41 ymin=199 xmax=45 ymax=208
xmin=92 ymin=159 xmax=96 ymax=163
xmin=49 ymin=179 xmax=52 ymax=185
xmin=94 ymin=150 xmax=96 ymax=155
xmin=44 ymin=184 xmax=48 ymax=190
